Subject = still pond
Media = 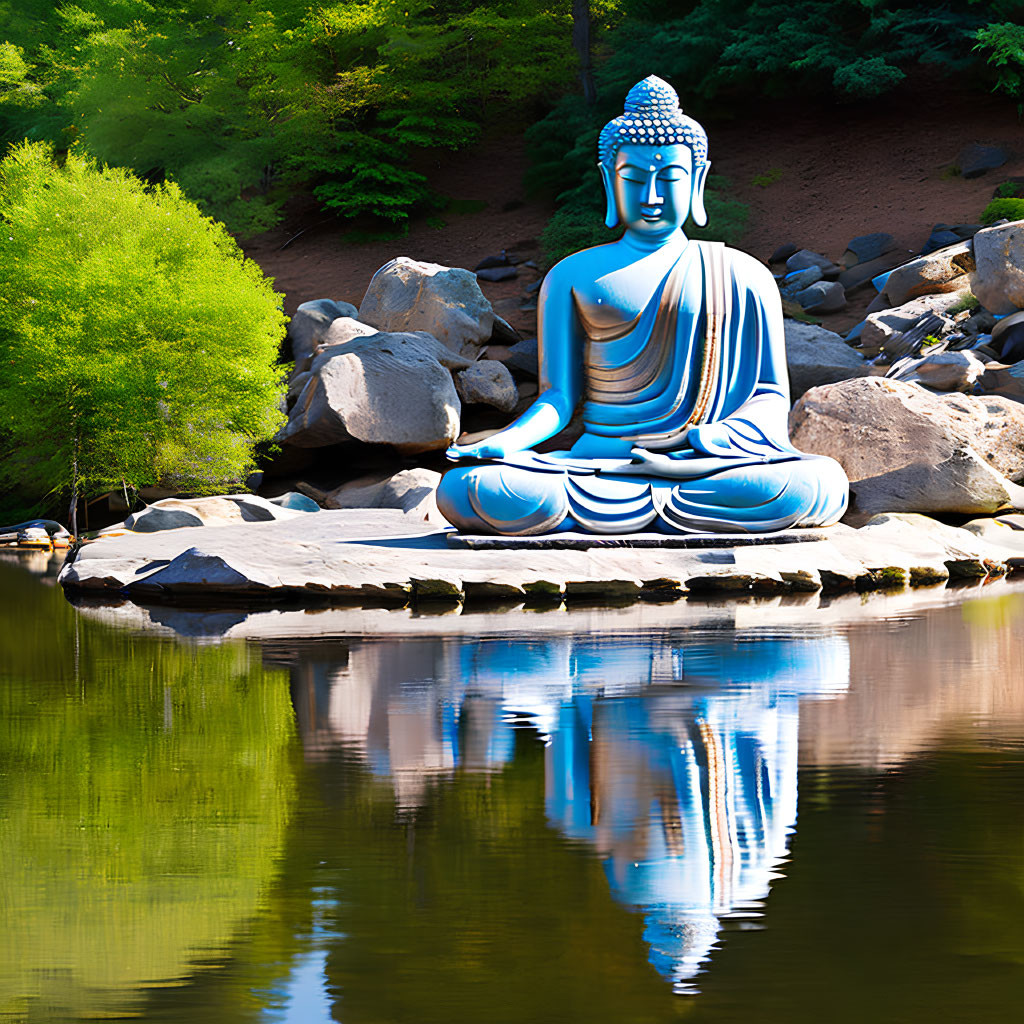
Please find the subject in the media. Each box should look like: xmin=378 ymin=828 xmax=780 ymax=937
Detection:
xmin=3 ymin=554 xmax=1024 ymax=1023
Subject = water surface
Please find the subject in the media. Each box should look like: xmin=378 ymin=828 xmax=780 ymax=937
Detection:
xmin=3 ymin=556 xmax=1024 ymax=1022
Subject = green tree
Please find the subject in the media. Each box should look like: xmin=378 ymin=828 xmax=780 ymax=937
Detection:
xmin=0 ymin=141 xmax=287 ymax=528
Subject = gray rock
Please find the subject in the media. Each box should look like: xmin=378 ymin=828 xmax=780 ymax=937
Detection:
xmin=957 ymin=143 xmax=1010 ymax=179
xmin=476 ymin=266 xmax=518 ymax=282
xmin=886 ymin=350 xmax=987 ymax=392
xmin=455 ymin=359 xmax=519 ymax=412
xmin=779 ymin=265 xmax=823 ymax=301
xmin=359 ymin=257 xmax=495 ymax=356
xmin=789 ymin=377 xmax=1024 ymax=518
xmin=837 ymin=250 xmax=910 ymax=294
xmin=474 ymin=254 xmax=510 ymax=271
xmin=795 ymin=280 xmax=846 ymax=314
xmin=971 ymin=220 xmax=1024 ymax=315
xmin=843 ymin=233 xmax=896 ymax=267
xmin=289 ymin=299 xmax=359 ymax=372
xmin=784 ymin=321 xmax=869 ymax=399
xmin=278 ymin=330 xmax=470 ymax=454
xmin=325 ymin=467 xmax=444 ymax=524
xmin=105 ymin=495 xmax=312 ymax=535
xmin=504 ymin=337 xmax=538 ymax=379
xmin=860 ymin=293 xmax=971 ymax=357
xmin=883 ymin=241 xmax=975 ymax=307
xmin=786 ymin=249 xmax=841 ymax=278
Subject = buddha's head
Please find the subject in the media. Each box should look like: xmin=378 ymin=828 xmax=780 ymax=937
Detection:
xmin=597 ymin=76 xmax=710 ymax=240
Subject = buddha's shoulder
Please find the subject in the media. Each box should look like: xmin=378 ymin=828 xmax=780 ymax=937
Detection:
xmin=718 ymin=244 xmax=776 ymax=293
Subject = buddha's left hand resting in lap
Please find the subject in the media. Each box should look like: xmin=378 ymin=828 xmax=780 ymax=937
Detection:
xmin=437 ymin=75 xmax=849 ymax=536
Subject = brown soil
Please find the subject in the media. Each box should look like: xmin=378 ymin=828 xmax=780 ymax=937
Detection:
xmin=243 ymin=76 xmax=1024 ymax=341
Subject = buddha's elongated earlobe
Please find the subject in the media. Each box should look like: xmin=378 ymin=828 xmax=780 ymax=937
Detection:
xmin=598 ymin=163 xmax=619 ymax=229
xmin=690 ymin=161 xmax=711 ymax=227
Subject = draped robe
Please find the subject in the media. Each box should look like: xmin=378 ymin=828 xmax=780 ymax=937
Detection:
xmin=438 ymin=241 xmax=849 ymax=535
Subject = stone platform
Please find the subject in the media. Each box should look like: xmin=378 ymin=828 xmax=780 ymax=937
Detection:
xmin=57 ymin=508 xmax=1024 ymax=606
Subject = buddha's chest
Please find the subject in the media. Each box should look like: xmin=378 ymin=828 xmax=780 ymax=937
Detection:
xmin=571 ymin=246 xmax=702 ymax=333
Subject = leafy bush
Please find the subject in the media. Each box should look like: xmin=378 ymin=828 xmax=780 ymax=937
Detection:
xmin=980 ymin=196 xmax=1024 ymax=223
xmin=0 ymin=0 xmax=580 ymax=233
xmin=974 ymin=21 xmax=1024 ymax=98
xmin=0 ymin=142 xmax=287 ymax=523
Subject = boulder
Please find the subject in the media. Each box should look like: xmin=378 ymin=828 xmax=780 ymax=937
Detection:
xmin=972 ymin=220 xmax=1024 ymax=315
xmin=778 ymin=265 xmax=822 ymax=301
xmin=454 ymin=360 xmax=519 ymax=412
xmin=837 ymin=250 xmax=910 ymax=295
xmin=298 ymin=316 xmax=379 ymax=372
xmin=979 ymin=360 xmax=1024 ymax=403
xmin=769 ymin=242 xmax=799 ymax=264
xmin=784 ymin=321 xmax=869 ymax=399
xmin=789 ymin=377 xmax=1024 ymax=519
xmin=887 ymin=349 xmax=987 ymax=392
xmin=795 ymin=279 xmax=846 ymax=314
xmin=278 ymin=330 xmax=470 ymax=454
xmin=289 ymin=299 xmax=359 ymax=372
xmin=786 ymin=249 xmax=840 ymax=279
xmin=859 ymin=293 xmax=970 ymax=356
xmin=359 ymin=257 xmax=496 ymax=356
xmin=102 ymin=495 xmax=312 ymax=535
xmin=842 ymin=233 xmax=896 ymax=267
xmin=883 ymin=241 xmax=975 ymax=307
xmin=505 ymin=337 xmax=539 ymax=379
xmin=325 ymin=468 xmax=444 ymax=524
xmin=957 ymin=143 xmax=1009 ymax=179
xmin=921 ymin=228 xmax=962 ymax=255
xmin=476 ymin=266 xmax=517 ymax=283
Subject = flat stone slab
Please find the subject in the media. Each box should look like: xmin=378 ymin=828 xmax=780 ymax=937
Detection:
xmin=448 ymin=529 xmax=828 ymax=550
xmin=57 ymin=508 xmax=1024 ymax=607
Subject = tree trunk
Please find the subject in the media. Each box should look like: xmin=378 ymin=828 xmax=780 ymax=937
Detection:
xmin=572 ymin=0 xmax=597 ymax=106
xmin=68 ymin=436 xmax=79 ymax=540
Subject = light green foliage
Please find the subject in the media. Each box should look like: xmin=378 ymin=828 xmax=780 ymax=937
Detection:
xmin=0 ymin=142 xmax=287 ymax=519
xmin=0 ymin=565 xmax=297 ymax=1020
xmin=981 ymin=195 xmax=1024 ymax=223
xmin=974 ymin=21 xmax=1024 ymax=98
xmin=0 ymin=0 xmax=577 ymax=232
xmin=947 ymin=293 xmax=981 ymax=314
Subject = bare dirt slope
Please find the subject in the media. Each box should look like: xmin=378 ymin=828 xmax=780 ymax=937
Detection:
xmin=244 ymin=78 xmax=1024 ymax=338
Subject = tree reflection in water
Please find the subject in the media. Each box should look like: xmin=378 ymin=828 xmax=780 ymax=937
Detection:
xmin=291 ymin=631 xmax=850 ymax=993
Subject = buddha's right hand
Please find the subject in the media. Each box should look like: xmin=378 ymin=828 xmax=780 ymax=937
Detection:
xmin=446 ymin=439 xmax=509 ymax=461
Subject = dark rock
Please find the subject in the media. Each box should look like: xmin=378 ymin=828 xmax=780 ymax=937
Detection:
xmin=524 ymin=279 xmax=542 ymax=295
xmin=130 ymin=508 xmax=204 ymax=533
xmin=964 ymin=310 xmax=997 ymax=336
xmin=843 ymin=232 xmax=896 ymax=267
xmin=474 ymin=253 xmax=510 ymax=271
xmin=795 ymin=280 xmax=846 ymax=314
xmin=779 ymin=266 xmax=823 ymax=301
xmin=786 ymin=249 xmax=841 ymax=279
xmin=997 ymin=322 xmax=1024 ymax=365
xmin=522 ymin=260 xmax=538 ymax=269
xmin=838 ymin=250 xmax=911 ymax=294
xmin=957 ymin=143 xmax=1010 ymax=179
xmin=922 ymin=228 xmax=961 ymax=255
xmin=489 ymin=314 xmax=521 ymax=345
xmin=505 ymin=337 xmax=539 ymax=379
xmin=769 ymin=242 xmax=799 ymax=264
xmin=476 ymin=266 xmax=518 ymax=282
xmin=866 ymin=291 xmax=891 ymax=314
xmin=950 ymin=224 xmax=981 ymax=240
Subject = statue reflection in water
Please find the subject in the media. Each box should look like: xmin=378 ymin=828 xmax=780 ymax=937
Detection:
xmin=291 ymin=632 xmax=849 ymax=991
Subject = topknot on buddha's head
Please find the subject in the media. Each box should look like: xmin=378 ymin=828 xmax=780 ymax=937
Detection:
xmin=598 ymin=75 xmax=708 ymax=168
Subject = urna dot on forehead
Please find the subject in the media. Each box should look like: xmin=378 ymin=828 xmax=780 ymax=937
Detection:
xmin=598 ymin=75 xmax=709 ymax=168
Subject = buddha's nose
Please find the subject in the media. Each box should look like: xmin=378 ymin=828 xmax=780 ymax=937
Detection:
xmin=645 ymin=171 xmax=663 ymax=206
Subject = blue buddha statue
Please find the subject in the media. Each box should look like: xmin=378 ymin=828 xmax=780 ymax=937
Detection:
xmin=437 ymin=75 xmax=849 ymax=535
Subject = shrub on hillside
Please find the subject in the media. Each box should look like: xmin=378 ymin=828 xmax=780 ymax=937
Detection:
xmin=0 ymin=142 xmax=287 ymax=525
xmin=980 ymin=196 xmax=1024 ymax=224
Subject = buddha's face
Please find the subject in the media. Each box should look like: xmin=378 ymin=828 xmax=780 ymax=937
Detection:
xmin=611 ymin=142 xmax=695 ymax=239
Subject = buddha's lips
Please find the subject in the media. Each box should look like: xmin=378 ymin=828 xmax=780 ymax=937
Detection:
xmin=641 ymin=208 xmax=663 ymax=221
